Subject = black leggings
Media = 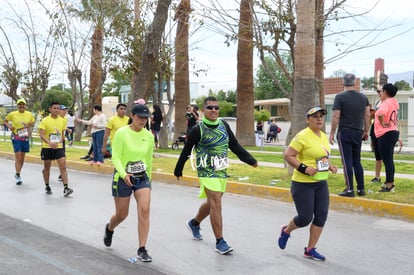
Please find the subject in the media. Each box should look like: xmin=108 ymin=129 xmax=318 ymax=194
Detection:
xmin=377 ymin=131 xmax=399 ymax=183
xmin=291 ymin=181 xmax=329 ymax=228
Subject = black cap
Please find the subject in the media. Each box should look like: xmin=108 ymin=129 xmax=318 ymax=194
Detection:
xmin=131 ymin=104 xmax=150 ymax=117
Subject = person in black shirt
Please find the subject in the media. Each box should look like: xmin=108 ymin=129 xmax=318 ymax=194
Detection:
xmin=186 ymin=105 xmax=199 ymax=133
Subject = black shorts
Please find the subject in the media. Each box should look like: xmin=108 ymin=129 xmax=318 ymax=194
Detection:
xmin=41 ymin=148 xmax=66 ymax=160
xmin=112 ymin=173 xmax=151 ymax=197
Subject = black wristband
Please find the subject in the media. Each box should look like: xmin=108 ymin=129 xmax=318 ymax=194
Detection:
xmin=297 ymin=163 xmax=309 ymax=175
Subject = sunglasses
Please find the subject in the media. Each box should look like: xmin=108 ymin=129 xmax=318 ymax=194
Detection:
xmin=206 ymin=105 xmax=219 ymax=110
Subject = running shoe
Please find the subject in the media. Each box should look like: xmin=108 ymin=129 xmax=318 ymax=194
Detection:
xmin=378 ymin=185 xmax=395 ymax=192
xmin=186 ymin=219 xmax=202 ymax=240
xmin=103 ymin=223 xmax=113 ymax=247
xmin=63 ymin=187 xmax=73 ymax=197
xmin=58 ymin=175 xmax=63 ymax=181
xmin=80 ymin=155 xmax=90 ymax=160
xmin=137 ymin=248 xmax=152 ymax=262
xmin=45 ymin=185 xmax=53 ymax=195
xmin=15 ymin=175 xmax=23 ymax=185
xmin=304 ymin=247 xmax=326 ymax=261
xmin=215 ymin=239 xmax=233 ymax=255
xmin=371 ymin=177 xmax=381 ymax=183
xmin=278 ymin=225 xmax=290 ymax=249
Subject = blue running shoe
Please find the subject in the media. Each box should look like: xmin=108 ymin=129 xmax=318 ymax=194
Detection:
xmin=215 ymin=239 xmax=233 ymax=255
xmin=304 ymin=247 xmax=326 ymax=261
xmin=186 ymin=219 xmax=202 ymax=240
xmin=278 ymin=225 xmax=290 ymax=249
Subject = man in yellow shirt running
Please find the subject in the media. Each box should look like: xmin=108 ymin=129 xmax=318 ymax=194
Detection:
xmin=4 ymin=98 xmax=35 ymax=185
xmin=38 ymin=101 xmax=73 ymax=197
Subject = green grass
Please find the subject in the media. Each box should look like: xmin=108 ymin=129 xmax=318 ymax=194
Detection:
xmin=1 ymin=140 xmax=413 ymax=205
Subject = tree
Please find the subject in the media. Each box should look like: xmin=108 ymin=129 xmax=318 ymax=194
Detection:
xmin=0 ymin=26 xmax=22 ymax=104
xmin=173 ymin=0 xmax=192 ymax=141
xmin=0 ymin=0 xmax=57 ymax=113
xmin=130 ymin=0 xmax=172 ymax=107
xmin=394 ymin=80 xmax=411 ymax=91
xmin=255 ymin=55 xmax=293 ymax=100
xmin=70 ymin=0 xmax=129 ymax=117
xmin=361 ymin=76 xmax=376 ymax=90
xmin=291 ymin=0 xmax=317 ymax=138
xmin=43 ymin=0 xmax=92 ymax=141
xmin=236 ymin=0 xmax=255 ymax=146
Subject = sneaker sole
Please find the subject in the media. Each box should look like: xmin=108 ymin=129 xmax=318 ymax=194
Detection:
xmin=304 ymin=254 xmax=326 ymax=261
xmin=64 ymin=189 xmax=73 ymax=197
xmin=215 ymin=247 xmax=234 ymax=255
xmin=185 ymin=220 xmax=202 ymax=240
xmin=137 ymin=256 xmax=152 ymax=262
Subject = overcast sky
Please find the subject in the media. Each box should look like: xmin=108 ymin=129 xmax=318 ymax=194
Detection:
xmin=190 ymin=0 xmax=414 ymax=91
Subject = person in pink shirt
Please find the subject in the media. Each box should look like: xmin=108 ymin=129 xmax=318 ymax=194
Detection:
xmin=374 ymin=83 xmax=399 ymax=192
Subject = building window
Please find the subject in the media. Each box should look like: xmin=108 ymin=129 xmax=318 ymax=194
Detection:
xmin=399 ymin=103 xmax=407 ymax=120
xmin=270 ymin=105 xmax=277 ymax=117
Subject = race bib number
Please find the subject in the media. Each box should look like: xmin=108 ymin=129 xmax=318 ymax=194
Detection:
xmin=212 ymin=155 xmax=229 ymax=171
xmin=316 ymin=156 xmax=329 ymax=172
xmin=49 ymin=133 xmax=61 ymax=143
xmin=17 ymin=127 xmax=29 ymax=137
xmin=126 ymin=161 xmax=146 ymax=175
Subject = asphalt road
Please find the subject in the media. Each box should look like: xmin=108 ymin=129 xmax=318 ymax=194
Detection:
xmin=0 ymin=158 xmax=413 ymax=275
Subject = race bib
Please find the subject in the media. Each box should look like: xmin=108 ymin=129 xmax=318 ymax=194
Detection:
xmin=312 ymin=156 xmax=329 ymax=181
xmin=17 ymin=127 xmax=29 ymax=138
xmin=49 ymin=133 xmax=61 ymax=143
xmin=211 ymin=155 xmax=229 ymax=171
xmin=126 ymin=161 xmax=146 ymax=176
xmin=316 ymin=156 xmax=329 ymax=172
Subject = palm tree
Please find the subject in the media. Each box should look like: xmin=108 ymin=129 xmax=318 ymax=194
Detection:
xmin=291 ymin=0 xmax=317 ymax=137
xmin=173 ymin=0 xmax=191 ymax=140
xmin=71 ymin=0 xmax=122 ymax=117
xmin=236 ymin=0 xmax=255 ymax=146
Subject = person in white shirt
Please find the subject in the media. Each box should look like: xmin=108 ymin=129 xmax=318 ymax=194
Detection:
xmin=77 ymin=105 xmax=107 ymax=165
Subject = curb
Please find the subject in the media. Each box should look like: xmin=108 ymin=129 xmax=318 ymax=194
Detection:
xmin=1 ymin=152 xmax=413 ymax=221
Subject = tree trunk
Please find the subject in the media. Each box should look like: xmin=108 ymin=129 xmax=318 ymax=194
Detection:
xmin=173 ymin=0 xmax=191 ymax=141
xmin=130 ymin=0 xmax=172 ymax=110
xmin=315 ymin=0 xmax=325 ymax=109
xmin=292 ymin=0 xmax=317 ymax=137
xmin=130 ymin=0 xmax=141 ymax=101
xmin=88 ymin=25 xmax=104 ymax=117
xmin=236 ymin=0 xmax=255 ymax=146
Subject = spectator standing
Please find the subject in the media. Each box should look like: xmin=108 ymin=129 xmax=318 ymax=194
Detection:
xmin=77 ymin=105 xmax=107 ymax=165
xmin=186 ymin=105 xmax=199 ymax=133
xmin=150 ymin=104 xmax=163 ymax=150
xmin=256 ymin=121 xmax=263 ymax=133
xmin=38 ymin=102 xmax=73 ymax=197
xmin=374 ymin=83 xmax=399 ymax=192
xmin=66 ymin=110 xmax=75 ymax=146
xmin=279 ymin=106 xmax=337 ymax=261
xmin=369 ymin=91 xmax=382 ymax=183
xmin=102 ymin=103 xmax=129 ymax=156
xmin=103 ymin=104 xmax=154 ymax=262
xmin=329 ymin=73 xmax=370 ymax=197
xmin=4 ymin=98 xmax=35 ymax=185
xmin=174 ymin=96 xmax=258 ymax=255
